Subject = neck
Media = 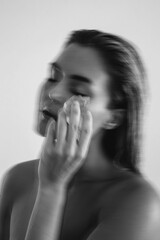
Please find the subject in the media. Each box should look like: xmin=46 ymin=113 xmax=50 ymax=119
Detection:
xmin=72 ymin=129 xmax=117 ymax=184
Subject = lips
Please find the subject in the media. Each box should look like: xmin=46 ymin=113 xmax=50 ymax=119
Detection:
xmin=41 ymin=108 xmax=58 ymax=121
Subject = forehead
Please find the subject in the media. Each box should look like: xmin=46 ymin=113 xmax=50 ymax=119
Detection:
xmin=55 ymin=43 xmax=110 ymax=87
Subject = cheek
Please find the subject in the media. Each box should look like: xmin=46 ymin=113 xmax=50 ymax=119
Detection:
xmin=87 ymin=102 xmax=111 ymax=133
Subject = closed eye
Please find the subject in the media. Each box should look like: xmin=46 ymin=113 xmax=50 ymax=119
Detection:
xmin=71 ymin=90 xmax=88 ymax=97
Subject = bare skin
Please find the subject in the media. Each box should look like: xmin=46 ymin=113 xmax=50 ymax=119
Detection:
xmin=1 ymin=159 xmax=160 ymax=240
xmin=0 ymin=43 xmax=160 ymax=240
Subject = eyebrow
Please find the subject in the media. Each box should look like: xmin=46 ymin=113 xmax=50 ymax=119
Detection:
xmin=70 ymin=75 xmax=92 ymax=85
xmin=51 ymin=62 xmax=92 ymax=85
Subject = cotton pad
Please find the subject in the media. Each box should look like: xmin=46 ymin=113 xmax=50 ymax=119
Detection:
xmin=63 ymin=95 xmax=90 ymax=123
xmin=63 ymin=95 xmax=90 ymax=140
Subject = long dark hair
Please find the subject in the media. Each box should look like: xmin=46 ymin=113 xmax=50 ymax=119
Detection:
xmin=65 ymin=29 xmax=147 ymax=175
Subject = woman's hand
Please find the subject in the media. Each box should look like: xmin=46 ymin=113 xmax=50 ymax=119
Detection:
xmin=38 ymin=98 xmax=93 ymax=189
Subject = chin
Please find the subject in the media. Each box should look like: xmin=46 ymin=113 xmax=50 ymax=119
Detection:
xmin=33 ymin=115 xmax=48 ymax=137
xmin=37 ymin=126 xmax=46 ymax=137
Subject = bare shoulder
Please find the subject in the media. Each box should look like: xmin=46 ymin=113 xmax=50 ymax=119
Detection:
xmin=100 ymin=170 xmax=160 ymax=213
xmin=0 ymin=159 xmax=39 ymax=202
xmin=0 ymin=160 xmax=39 ymax=239
xmin=116 ymin=171 xmax=160 ymax=205
xmin=97 ymin=170 xmax=160 ymax=239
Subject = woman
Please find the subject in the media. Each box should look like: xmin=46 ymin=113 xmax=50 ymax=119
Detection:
xmin=0 ymin=29 xmax=160 ymax=240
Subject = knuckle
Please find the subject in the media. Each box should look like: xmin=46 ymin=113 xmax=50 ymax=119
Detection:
xmin=82 ymin=128 xmax=90 ymax=135
xmin=70 ymin=123 xmax=78 ymax=131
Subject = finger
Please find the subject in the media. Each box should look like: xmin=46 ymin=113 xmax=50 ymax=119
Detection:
xmin=56 ymin=109 xmax=67 ymax=154
xmin=76 ymin=109 xmax=93 ymax=160
xmin=46 ymin=119 xmax=56 ymax=145
xmin=42 ymin=119 xmax=56 ymax=156
xmin=66 ymin=101 xmax=81 ymax=157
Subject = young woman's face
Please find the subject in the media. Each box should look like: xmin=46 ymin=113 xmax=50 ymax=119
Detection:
xmin=35 ymin=43 xmax=113 ymax=137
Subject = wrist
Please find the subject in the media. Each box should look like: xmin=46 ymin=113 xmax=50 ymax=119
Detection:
xmin=38 ymin=182 xmax=67 ymax=198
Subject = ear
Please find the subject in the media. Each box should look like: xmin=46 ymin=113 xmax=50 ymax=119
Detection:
xmin=103 ymin=109 xmax=125 ymax=130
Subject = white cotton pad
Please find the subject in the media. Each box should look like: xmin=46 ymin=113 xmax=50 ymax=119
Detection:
xmin=63 ymin=95 xmax=90 ymax=140
xmin=63 ymin=95 xmax=90 ymax=121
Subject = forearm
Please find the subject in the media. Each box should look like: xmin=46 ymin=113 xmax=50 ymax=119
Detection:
xmin=25 ymin=186 xmax=67 ymax=240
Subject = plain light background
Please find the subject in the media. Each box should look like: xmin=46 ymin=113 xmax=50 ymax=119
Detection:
xmin=0 ymin=0 xmax=160 ymax=192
